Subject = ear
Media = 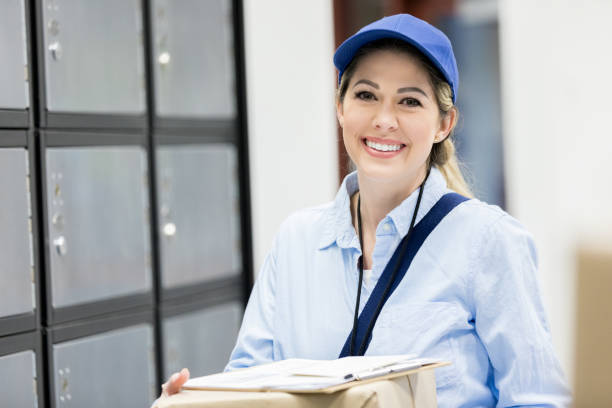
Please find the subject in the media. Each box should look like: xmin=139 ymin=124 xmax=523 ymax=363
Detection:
xmin=336 ymin=98 xmax=344 ymax=128
xmin=435 ymin=107 xmax=457 ymax=143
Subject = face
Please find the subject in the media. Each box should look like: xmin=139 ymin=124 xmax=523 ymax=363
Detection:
xmin=337 ymin=50 xmax=453 ymax=185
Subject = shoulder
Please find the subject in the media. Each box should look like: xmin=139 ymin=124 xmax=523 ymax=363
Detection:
xmin=271 ymin=201 xmax=337 ymax=253
xmin=454 ymin=196 xmax=506 ymax=224
xmin=278 ymin=202 xmax=333 ymax=233
xmin=435 ymin=195 xmax=536 ymax=263
xmin=451 ymin=197 xmax=538 ymax=268
xmin=453 ymin=196 xmax=532 ymax=240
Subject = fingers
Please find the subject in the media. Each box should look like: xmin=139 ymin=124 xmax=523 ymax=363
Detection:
xmin=176 ymin=368 xmax=190 ymax=388
xmin=162 ymin=368 xmax=190 ymax=397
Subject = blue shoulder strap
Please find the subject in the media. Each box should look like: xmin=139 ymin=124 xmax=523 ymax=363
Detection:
xmin=339 ymin=192 xmax=469 ymax=358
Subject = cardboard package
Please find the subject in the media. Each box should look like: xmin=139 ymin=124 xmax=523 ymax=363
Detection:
xmin=153 ymin=365 xmax=438 ymax=408
xmin=575 ymin=246 xmax=612 ymax=407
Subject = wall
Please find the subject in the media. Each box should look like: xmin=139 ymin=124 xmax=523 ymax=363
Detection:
xmin=499 ymin=0 xmax=612 ymax=387
xmin=243 ymin=0 xmax=340 ymax=274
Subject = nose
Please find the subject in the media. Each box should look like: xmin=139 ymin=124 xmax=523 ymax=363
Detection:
xmin=372 ymin=103 xmax=398 ymax=132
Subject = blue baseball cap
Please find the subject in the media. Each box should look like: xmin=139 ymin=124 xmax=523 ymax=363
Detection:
xmin=334 ymin=14 xmax=459 ymax=102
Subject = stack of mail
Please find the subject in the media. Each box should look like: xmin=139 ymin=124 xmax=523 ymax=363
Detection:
xmin=183 ymin=355 xmax=442 ymax=393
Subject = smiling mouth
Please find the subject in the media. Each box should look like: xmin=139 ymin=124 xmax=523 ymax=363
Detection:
xmin=363 ymin=138 xmax=406 ymax=152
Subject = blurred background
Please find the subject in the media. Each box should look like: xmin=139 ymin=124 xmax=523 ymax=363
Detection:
xmin=0 ymin=0 xmax=610 ymax=406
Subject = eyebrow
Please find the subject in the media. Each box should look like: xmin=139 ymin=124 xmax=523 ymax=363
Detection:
xmin=397 ymin=86 xmax=428 ymax=98
xmin=353 ymin=79 xmax=429 ymax=99
xmin=353 ymin=79 xmax=379 ymax=89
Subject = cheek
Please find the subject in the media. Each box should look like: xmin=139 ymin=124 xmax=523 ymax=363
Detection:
xmin=341 ymin=112 xmax=366 ymax=140
xmin=400 ymin=117 xmax=438 ymax=145
xmin=342 ymin=102 xmax=371 ymax=128
xmin=341 ymin=127 xmax=360 ymax=157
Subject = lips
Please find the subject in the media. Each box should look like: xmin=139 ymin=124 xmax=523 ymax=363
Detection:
xmin=362 ymin=137 xmax=406 ymax=157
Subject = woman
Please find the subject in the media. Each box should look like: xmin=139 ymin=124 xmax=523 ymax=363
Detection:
xmin=160 ymin=13 xmax=570 ymax=406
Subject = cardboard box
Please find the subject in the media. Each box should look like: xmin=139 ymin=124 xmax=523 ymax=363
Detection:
xmin=575 ymin=246 xmax=612 ymax=407
xmin=153 ymin=366 xmax=438 ymax=408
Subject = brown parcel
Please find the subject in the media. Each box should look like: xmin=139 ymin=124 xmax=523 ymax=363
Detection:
xmin=153 ymin=365 xmax=439 ymax=408
xmin=575 ymin=246 xmax=612 ymax=407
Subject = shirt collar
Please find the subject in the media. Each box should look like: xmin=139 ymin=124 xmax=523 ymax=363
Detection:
xmin=318 ymin=167 xmax=450 ymax=250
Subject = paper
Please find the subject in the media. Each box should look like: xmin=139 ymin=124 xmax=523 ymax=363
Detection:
xmin=184 ymin=359 xmax=328 ymax=390
xmin=288 ymin=355 xmax=418 ymax=378
xmin=183 ymin=355 xmax=441 ymax=392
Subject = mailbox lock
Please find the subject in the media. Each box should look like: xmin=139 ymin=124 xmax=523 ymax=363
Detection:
xmin=158 ymin=52 xmax=171 ymax=66
xmin=48 ymin=19 xmax=60 ymax=36
xmin=160 ymin=204 xmax=170 ymax=218
xmin=52 ymin=213 xmax=64 ymax=230
xmin=162 ymin=222 xmax=177 ymax=238
xmin=49 ymin=42 xmax=62 ymax=61
xmin=53 ymin=236 xmax=67 ymax=256
xmin=58 ymin=367 xmax=72 ymax=404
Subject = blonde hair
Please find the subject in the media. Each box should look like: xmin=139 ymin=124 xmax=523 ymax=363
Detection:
xmin=337 ymin=39 xmax=473 ymax=198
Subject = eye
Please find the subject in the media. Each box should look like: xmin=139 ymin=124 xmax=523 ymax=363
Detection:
xmin=400 ymin=97 xmax=422 ymax=107
xmin=355 ymin=91 xmax=376 ymax=101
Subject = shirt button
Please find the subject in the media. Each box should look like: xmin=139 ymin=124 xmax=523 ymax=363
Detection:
xmin=383 ymin=223 xmax=392 ymax=232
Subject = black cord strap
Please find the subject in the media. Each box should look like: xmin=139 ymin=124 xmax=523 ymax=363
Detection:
xmin=349 ymin=194 xmax=364 ymax=356
xmin=348 ymin=168 xmax=431 ymax=356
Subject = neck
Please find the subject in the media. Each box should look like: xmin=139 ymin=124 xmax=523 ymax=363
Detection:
xmin=353 ymin=166 xmax=428 ymax=235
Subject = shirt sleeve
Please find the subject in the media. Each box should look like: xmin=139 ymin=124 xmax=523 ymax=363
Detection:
xmin=224 ymin=237 xmax=278 ymax=371
xmin=470 ymin=214 xmax=571 ymax=407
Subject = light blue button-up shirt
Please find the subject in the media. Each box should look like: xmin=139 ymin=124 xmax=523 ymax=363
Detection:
xmin=226 ymin=168 xmax=571 ymax=407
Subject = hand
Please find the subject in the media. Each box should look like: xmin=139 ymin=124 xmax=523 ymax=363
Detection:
xmin=160 ymin=368 xmax=190 ymax=398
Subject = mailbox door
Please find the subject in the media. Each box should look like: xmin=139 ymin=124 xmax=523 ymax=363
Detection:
xmin=163 ymin=301 xmax=243 ymax=377
xmin=46 ymin=146 xmax=151 ymax=309
xmin=157 ymin=144 xmax=241 ymax=290
xmin=152 ymin=0 xmax=236 ymax=118
xmin=0 ymin=149 xmax=34 ymax=318
xmin=0 ymin=350 xmax=38 ymax=408
xmin=42 ymin=0 xmax=145 ymax=114
xmin=52 ymin=324 xmax=155 ymax=407
xmin=0 ymin=0 xmax=29 ymax=110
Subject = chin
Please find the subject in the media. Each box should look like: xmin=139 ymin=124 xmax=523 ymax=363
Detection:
xmin=357 ymin=164 xmax=407 ymax=184
xmin=356 ymin=159 xmax=427 ymax=186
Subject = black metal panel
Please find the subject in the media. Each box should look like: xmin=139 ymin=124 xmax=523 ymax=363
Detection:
xmin=0 ymin=313 xmax=36 ymax=338
xmin=25 ymin=0 xmax=36 ymax=130
xmin=161 ymin=276 xmax=243 ymax=306
xmin=46 ymin=309 xmax=153 ymax=344
xmin=43 ymin=112 xmax=147 ymax=131
xmin=140 ymin=0 xmax=164 ymax=394
xmin=42 ymin=129 xmax=147 ymax=148
xmin=0 ymin=129 xmax=28 ymax=147
xmin=28 ymin=131 xmax=43 ymax=334
xmin=50 ymin=294 xmax=154 ymax=326
xmin=232 ymin=0 xmax=255 ymax=303
xmin=155 ymin=130 xmax=238 ymax=146
xmin=0 ymin=330 xmax=38 ymax=355
xmin=0 ymin=109 xmax=29 ymax=128
xmin=155 ymin=118 xmax=238 ymax=141
xmin=161 ymin=292 xmax=243 ymax=321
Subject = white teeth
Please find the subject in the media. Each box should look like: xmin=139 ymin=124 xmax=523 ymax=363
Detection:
xmin=365 ymin=139 xmax=402 ymax=152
